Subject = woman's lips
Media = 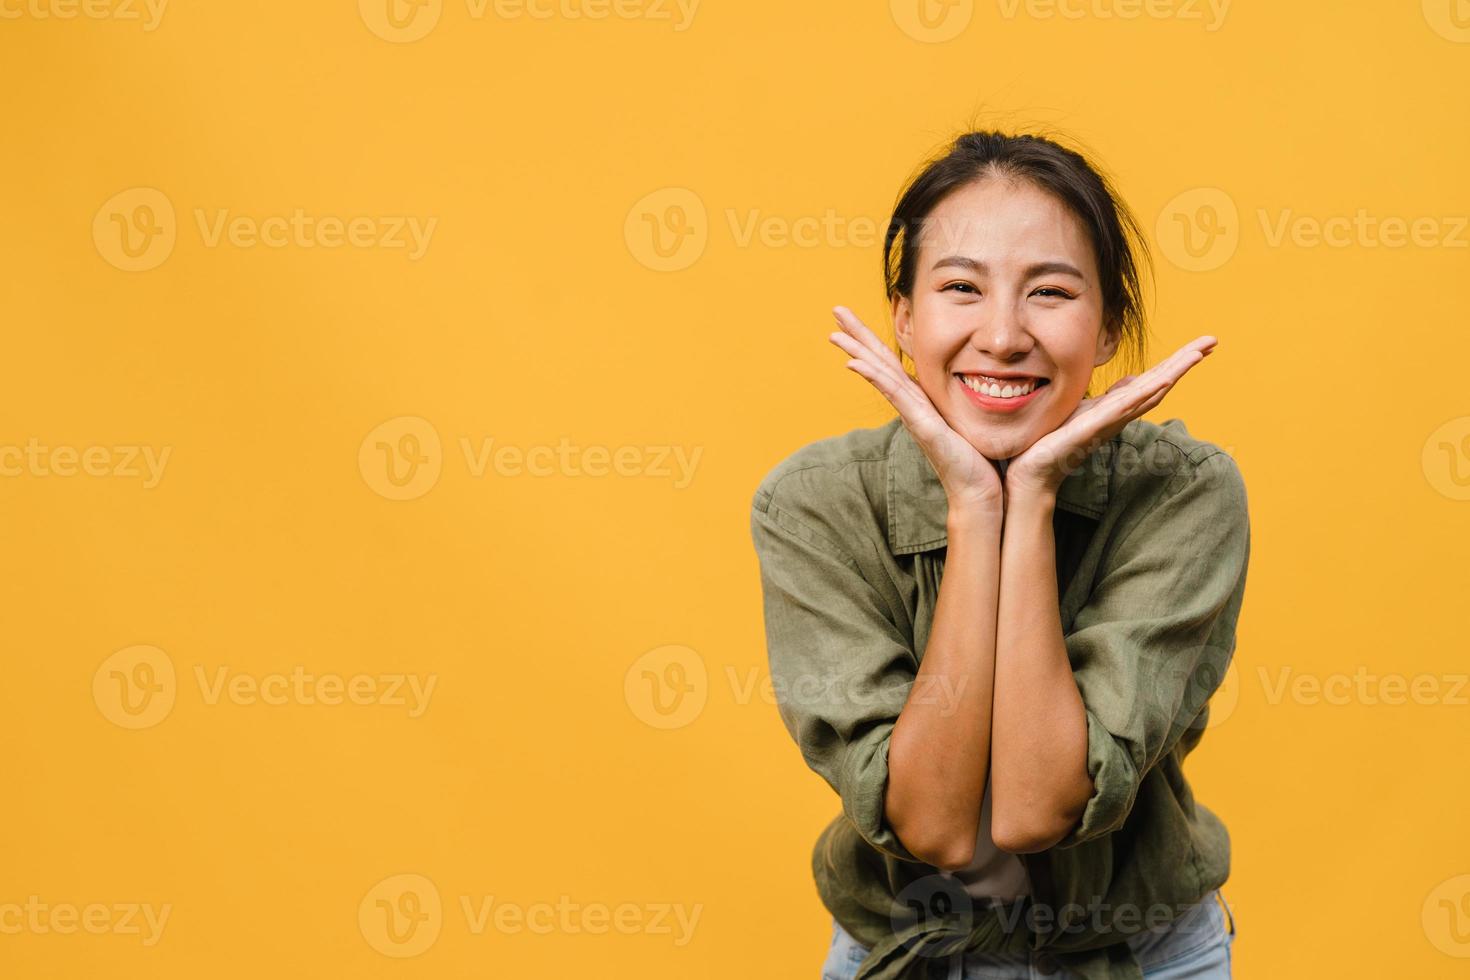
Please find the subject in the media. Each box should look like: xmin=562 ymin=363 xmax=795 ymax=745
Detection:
xmin=956 ymin=375 xmax=1048 ymax=414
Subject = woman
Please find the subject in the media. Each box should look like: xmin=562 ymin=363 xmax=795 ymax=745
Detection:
xmin=749 ymin=131 xmax=1248 ymax=980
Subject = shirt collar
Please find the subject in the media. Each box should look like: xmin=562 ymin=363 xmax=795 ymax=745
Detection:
xmin=884 ymin=417 xmax=1113 ymax=556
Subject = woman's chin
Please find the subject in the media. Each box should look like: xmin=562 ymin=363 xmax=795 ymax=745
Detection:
xmin=960 ymin=428 xmax=1036 ymax=463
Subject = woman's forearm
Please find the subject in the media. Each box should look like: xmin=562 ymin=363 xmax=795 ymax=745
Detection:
xmin=884 ymin=503 xmax=1003 ymax=871
xmin=989 ymin=489 xmax=1092 ymax=853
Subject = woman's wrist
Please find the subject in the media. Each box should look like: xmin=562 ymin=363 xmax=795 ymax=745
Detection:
xmin=1003 ymin=484 xmax=1058 ymax=518
xmin=947 ymin=501 xmax=1004 ymax=537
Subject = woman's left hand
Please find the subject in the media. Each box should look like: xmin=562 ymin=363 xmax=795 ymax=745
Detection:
xmin=1003 ymin=335 xmax=1218 ymax=501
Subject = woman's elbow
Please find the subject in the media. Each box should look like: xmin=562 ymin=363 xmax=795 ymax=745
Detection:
xmin=891 ymin=819 xmax=978 ymax=871
xmin=990 ymin=819 xmax=1066 ymax=854
xmin=888 ymin=805 xmax=979 ymax=870
xmin=991 ymin=801 xmax=1086 ymax=854
xmin=918 ymin=836 xmax=978 ymax=871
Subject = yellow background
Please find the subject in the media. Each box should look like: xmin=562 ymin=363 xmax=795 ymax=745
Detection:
xmin=3 ymin=0 xmax=1469 ymax=976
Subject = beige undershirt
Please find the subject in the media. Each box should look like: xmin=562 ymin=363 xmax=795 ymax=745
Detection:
xmin=952 ymin=774 xmax=1032 ymax=901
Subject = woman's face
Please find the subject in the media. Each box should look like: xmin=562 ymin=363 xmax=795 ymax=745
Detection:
xmin=892 ymin=177 xmax=1120 ymax=461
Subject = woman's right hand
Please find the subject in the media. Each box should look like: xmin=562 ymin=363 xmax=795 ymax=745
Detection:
xmin=829 ymin=305 xmax=1004 ymax=515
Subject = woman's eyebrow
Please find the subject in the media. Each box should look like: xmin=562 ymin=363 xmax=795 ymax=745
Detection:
xmin=930 ymin=256 xmax=1085 ymax=279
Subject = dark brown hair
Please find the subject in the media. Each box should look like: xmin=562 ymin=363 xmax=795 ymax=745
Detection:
xmin=882 ymin=129 xmax=1152 ymax=392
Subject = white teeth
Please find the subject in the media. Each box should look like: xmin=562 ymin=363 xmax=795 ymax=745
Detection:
xmin=959 ymin=375 xmax=1037 ymax=398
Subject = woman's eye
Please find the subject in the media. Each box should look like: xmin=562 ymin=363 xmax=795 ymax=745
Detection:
xmin=941 ymin=283 xmax=1073 ymax=298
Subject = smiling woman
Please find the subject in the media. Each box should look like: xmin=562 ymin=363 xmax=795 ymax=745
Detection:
xmin=881 ymin=131 xmax=1156 ymax=463
xmin=751 ymin=129 xmax=1247 ymax=980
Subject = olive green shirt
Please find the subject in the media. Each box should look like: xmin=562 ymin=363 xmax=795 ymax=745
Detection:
xmin=749 ymin=415 xmax=1250 ymax=980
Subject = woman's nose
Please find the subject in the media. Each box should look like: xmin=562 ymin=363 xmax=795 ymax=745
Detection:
xmin=968 ymin=307 xmax=1033 ymax=359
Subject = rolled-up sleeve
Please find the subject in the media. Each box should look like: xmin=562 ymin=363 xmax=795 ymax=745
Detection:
xmin=1052 ymin=450 xmax=1251 ymax=849
xmin=750 ymin=475 xmax=926 ymax=864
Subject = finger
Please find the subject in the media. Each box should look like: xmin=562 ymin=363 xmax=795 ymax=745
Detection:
xmin=1138 ymin=337 xmax=1215 ymax=388
xmin=829 ymin=330 xmax=914 ymax=399
xmin=1068 ymin=374 xmax=1136 ymax=421
xmin=833 ymin=305 xmax=906 ymax=371
xmin=1157 ymin=349 xmax=1208 ymax=390
xmin=833 ymin=309 xmax=908 ymax=381
xmin=1115 ymin=363 xmax=1190 ymax=421
xmin=1089 ymin=365 xmax=1178 ymax=417
xmin=1065 ymin=368 xmax=1181 ymax=447
xmin=1116 ymin=352 xmax=1200 ymax=411
xmin=832 ymin=334 xmax=946 ymax=430
xmin=842 ymin=356 xmax=951 ymax=446
xmin=1134 ymin=384 xmax=1170 ymax=416
xmin=1129 ymin=336 xmax=1212 ymax=386
xmin=1032 ymin=340 xmax=1213 ymax=469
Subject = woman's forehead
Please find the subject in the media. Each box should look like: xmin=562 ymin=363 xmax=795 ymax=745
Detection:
xmin=917 ymin=185 xmax=1095 ymax=270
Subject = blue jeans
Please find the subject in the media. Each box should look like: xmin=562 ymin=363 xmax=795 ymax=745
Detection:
xmin=820 ymin=888 xmax=1236 ymax=980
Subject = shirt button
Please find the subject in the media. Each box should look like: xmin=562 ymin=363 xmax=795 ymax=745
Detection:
xmin=1033 ymin=952 xmax=1060 ymax=975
